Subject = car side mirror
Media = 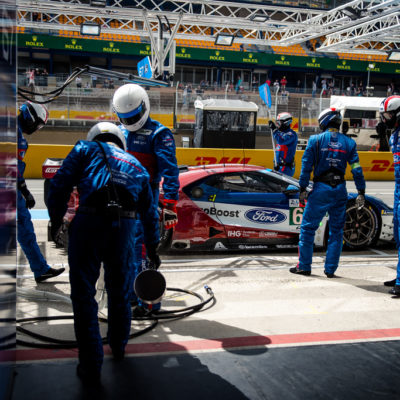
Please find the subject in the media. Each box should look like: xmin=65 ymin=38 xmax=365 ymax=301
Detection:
xmin=283 ymin=184 xmax=299 ymax=195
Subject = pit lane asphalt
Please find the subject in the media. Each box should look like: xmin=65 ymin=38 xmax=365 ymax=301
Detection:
xmin=11 ymin=180 xmax=400 ymax=400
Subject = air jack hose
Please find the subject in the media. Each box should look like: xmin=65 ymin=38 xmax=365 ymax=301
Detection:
xmin=16 ymin=286 xmax=215 ymax=349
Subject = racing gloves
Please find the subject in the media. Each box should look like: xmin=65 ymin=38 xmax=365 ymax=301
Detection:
xmin=146 ymin=242 xmax=161 ymax=270
xmin=356 ymin=190 xmax=365 ymax=210
xmin=18 ymin=180 xmax=35 ymax=209
xmin=299 ymin=187 xmax=308 ymax=207
xmin=268 ymin=120 xmax=277 ymax=131
xmin=161 ymin=198 xmax=178 ymax=230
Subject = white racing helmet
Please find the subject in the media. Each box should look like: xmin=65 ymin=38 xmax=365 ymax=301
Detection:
xmin=87 ymin=122 xmax=126 ymax=151
xmin=379 ymin=95 xmax=400 ymax=129
xmin=276 ymin=112 xmax=292 ymax=130
xmin=112 ymin=84 xmax=150 ymax=131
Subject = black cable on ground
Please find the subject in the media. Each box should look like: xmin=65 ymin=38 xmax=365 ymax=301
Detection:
xmin=16 ymin=286 xmax=215 ymax=349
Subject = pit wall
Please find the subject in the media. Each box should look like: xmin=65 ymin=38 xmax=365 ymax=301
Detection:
xmin=25 ymin=145 xmax=395 ymax=181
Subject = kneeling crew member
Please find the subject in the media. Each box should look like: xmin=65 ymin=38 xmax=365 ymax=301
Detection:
xmin=268 ymin=112 xmax=298 ymax=177
xmin=47 ymin=122 xmax=160 ymax=382
xmin=379 ymin=96 xmax=400 ymax=296
xmin=18 ymin=101 xmax=65 ymax=282
xmin=291 ymin=108 xmax=365 ymax=277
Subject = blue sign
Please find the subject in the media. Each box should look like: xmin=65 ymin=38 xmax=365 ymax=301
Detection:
xmin=245 ymin=208 xmax=287 ymax=224
xmin=137 ymin=56 xmax=152 ymax=79
xmin=258 ymin=83 xmax=272 ymax=109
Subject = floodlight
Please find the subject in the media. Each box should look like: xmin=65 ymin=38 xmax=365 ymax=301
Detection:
xmin=250 ymin=14 xmax=269 ymax=23
xmin=387 ymin=50 xmax=400 ymax=61
xmin=80 ymin=22 xmax=101 ymax=36
xmin=215 ymin=34 xmax=234 ymax=46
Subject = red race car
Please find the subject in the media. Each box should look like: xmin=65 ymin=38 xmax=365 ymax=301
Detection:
xmin=43 ymin=160 xmax=394 ymax=252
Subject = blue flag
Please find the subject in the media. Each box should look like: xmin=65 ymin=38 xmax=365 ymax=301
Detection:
xmin=258 ymin=83 xmax=272 ymax=109
xmin=137 ymin=56 xmax=152 ymax=79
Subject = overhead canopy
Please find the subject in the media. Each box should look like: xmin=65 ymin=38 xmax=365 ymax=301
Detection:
xmin=330 ymin=96 xmax=385 ymax=112
xmin=194 ymin=99 xmax=259 ymax=112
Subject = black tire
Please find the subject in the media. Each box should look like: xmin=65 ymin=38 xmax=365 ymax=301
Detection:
xmin=343 ymin=200 xmax=381 ymax=249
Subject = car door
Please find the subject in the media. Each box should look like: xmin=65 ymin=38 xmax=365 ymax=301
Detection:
xmin=208 ymin=171 xmax=301 ymax=243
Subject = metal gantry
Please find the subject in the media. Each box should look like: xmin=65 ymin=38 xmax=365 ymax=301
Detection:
xmin=16 ymin=0 xmax=400 ymax=73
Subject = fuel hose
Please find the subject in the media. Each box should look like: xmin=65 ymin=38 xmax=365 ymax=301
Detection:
xmin=16 ymin=285 xmax=215 ymax=349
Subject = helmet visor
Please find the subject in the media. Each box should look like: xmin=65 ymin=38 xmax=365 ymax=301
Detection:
xmin=382 ymin=112 xmax=393 ymax=122
xmin=117 ymin=101 xmax=147 ymax=127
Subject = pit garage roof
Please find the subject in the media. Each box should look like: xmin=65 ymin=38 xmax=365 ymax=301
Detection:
xmin=330 ymin=95 xmax=385 ymax=112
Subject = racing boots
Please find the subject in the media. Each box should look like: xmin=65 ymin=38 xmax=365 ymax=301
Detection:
xmin=389 ymin=285 xmax=400 ymax=296
xmin=35 ymin=267 xmax=65 ymax=283
xmin=324 ymin=270 xmax=335 ymax=278
xmin=289 ymin=266 xmax=311 ymax=276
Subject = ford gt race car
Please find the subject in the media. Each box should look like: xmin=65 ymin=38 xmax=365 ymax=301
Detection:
xmin=42 ymin=160 xmax=394 ymax=252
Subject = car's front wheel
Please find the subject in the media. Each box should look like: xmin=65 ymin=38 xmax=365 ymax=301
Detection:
xmin=343 ymin=200 xmax=381 ymax=249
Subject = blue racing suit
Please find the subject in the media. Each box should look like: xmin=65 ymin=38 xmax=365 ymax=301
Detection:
xmin=119 ymin=117 xmax=179 ymax=309
xmin=273 ymin=128 xmax=298 ymax=177
xmin=17 ymin=126 xmax=51 ymax=278
xmin=47 ymin=140 xmax=160 ymax=374
xmin=390 ymin=127 xmax=400 ymax=285
xmin=298 ymin=128 xmax=365 ymax=273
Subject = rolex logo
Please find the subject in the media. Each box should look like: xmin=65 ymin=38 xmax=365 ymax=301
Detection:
xmin=146 ymin=45 xmax=150 ymax=50
xmin=216 ymin=51 xmax=220 ymax=56
xmin=342 ymin=60 xmax=346 ymax=65
xmin=312 ymin=58 xmax=316 ymax=63
xmin=182 ymin=48 xmax=186 ymax=53
xmin=109 ymin=42 xmax=114 ymax=48
xmin=281 ymin=56 xmax=285 ymax=61
xmin=72 ymin=39 xmax=77 ymax=45
xmin=32 ymin=36 xmax=37 ymax=41
xmin=249 ymin=54 xmax=253 ymax=58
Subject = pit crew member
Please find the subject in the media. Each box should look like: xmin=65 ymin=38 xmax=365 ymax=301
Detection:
xmin=18 ymin=101 xmax=65 ymax=283
xmin=47 ymin=122 xmax=160 ymax=382
xmin=291 ymin=108 xmax=365 ymax=277
xmin=112 ymin=84 xmax=179 ymax=314
xmin=379 ymin=95 xmax=400 ymax=296
xmin=268 ymin=112 xmax=298 ymax=177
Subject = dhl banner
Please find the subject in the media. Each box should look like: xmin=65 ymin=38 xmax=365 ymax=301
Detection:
xmin=24 ymin=145 xmax=396 ymax=181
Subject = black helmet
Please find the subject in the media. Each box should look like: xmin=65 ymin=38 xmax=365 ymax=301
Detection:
xmin=318 ymin=108 xmax=342 ymax=131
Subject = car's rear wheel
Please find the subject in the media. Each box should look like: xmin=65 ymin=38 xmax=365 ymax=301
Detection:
xmin=343 ymin=200 xmax=380 ymax=249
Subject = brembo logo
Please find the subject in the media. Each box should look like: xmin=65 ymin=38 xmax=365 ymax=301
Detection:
xmin=245 ymin=208 xmax=286 ymax=224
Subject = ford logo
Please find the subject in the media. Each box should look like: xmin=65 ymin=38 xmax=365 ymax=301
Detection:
xmin=244 ymin=208 xmax=287 ymax=224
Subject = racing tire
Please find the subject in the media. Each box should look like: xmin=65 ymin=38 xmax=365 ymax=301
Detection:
xmin=343 ymin=200 xmax=381 ymax=250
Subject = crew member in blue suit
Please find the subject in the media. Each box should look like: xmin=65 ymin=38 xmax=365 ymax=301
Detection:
xmin=379 ymin=95 xmax=400 ymax=296
xmin=18 ymin=101 xmax=65 ymax=283
xmin=47 ymin=122 xmax=160 ymax=382
xmin=290 ymin=108 xmax=366 ymax=277
xmin=112 ymin=83 xmax=179 ymax=314
xmin=268 ymin=112 xmax=298 ymax=177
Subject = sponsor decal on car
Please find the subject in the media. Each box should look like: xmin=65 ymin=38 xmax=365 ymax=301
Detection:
xmin=244 ymin=208 xmax=287 ymax=224
xmin=202 ymin=207 xmax=240 ymax=218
